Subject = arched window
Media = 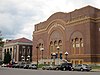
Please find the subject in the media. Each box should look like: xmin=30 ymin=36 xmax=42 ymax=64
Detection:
xmin=75 ymin=38 xmax=80 ymax=48
xmin=58 ymin=40 xmax=62 ymax=52
xmin=80 ymin=38 xmax=83 ymax=47
xmin=54 ymin=40 xmax=57 ymax=46
xmin=50 ymin=41 xmax=53 ymax=52
xmin=39 ymin=43 xmax=42 ymax=48
xmin=50 ymin=41 xmax=53 ymax=46
xmin=72 ymin=39 xmax=75 ymax=48
xmin=58 ymin=40 xmax=62 ymax=45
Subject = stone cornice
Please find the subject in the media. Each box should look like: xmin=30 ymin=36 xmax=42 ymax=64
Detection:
xmin=4 ymin=42 xmax=32 ymax=47
xmin=69 ymin=54 xmax=100 ymax=58
xmin=33 ymin=17 xmax=100 ymax=35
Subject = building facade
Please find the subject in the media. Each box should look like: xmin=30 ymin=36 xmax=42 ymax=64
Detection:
xmin=0 ymin=47 xmax=2 ymax=60
xmin=2 ymin=37 xmax=32 ymax=63
xmin=32 ymin=6 xmax=100 ymax=65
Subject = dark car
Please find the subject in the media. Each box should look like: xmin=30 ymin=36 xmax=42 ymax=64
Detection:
xmin=19 ymin=63 xmax=26 ymax=68
xmin=12 ymin=63 xmax=18 ymax=68
xmin=72 ymin=64 xmax=92 ymax=71
xmin=57 ymin=62 xmax=72 ymax=71
xmin=13 ymin=63 xmax=20 ymax=68
xmin=55 ymin=65 xmax=61 ymax=70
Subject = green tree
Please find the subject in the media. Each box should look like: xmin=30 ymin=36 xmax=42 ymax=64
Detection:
xmin=4 ymin=51 xmax=11 ymax=64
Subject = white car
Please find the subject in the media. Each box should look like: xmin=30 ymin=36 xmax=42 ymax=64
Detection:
xmin=42 ymin=65 xmax=57 ymax=70
xmin=29 ymin=64 xmax=37 ymax=69
xmin=1 ymin=64 xmax=7 ymax=67
xmin=72 ymin=64 xmax=92 ymax=71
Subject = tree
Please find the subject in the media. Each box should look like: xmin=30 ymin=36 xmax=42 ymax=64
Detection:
xmin=0 ymin=31 xmax=4 ymax=47
xmin=4 ymin=51 xmax=11 ymax=64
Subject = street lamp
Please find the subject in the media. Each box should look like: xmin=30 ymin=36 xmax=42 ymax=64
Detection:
xmin=40 ymin=47 xmax=44 ymax=64
xmin=27 ymin=55 xmax=30 ymax=63
xmin=26 ymin=58 xmax=29 ymax=61
xmin=22 ymin=56 xmax=25 ymax=63
xmin=57 ymin=46 xmax=60 ymax=65
xmin=65 ymin=51 xmax=68 ymax=62
xmin=21 ymin=55 xmax=24 ymax=63
xmin=52 ymin=53 xmax=56 ymax=65
xmin=36 ymin=45 xmax=39 ymax=69
xmin=21 ymin=55 xmax=24 ymax=58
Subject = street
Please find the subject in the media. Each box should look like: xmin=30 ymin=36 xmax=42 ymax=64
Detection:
xmin=0 ymin=67 xmax=100 ymax=75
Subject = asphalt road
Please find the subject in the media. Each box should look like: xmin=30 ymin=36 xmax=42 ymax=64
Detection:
xmin=0 ymin=67 xmax=100 ymax=75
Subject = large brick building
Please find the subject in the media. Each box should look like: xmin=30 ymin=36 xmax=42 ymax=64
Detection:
xmin=32 ymin=6 xmax=100 ymax=65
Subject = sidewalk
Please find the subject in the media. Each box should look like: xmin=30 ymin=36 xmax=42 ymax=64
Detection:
xmin=92 ymin=69 xmax=100 ymax=72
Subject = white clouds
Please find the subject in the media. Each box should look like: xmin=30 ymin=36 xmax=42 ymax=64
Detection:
xmin=0 ymin=0 xmax=100 ymax=40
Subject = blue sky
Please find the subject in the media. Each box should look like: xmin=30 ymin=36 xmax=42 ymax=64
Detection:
xmin=0 ymin=0 xmax=100 ymax=40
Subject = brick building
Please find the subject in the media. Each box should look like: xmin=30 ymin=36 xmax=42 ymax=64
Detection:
xmin=32 ymin=6 xmax=100 ymax=65
xmin=2 ymin=37 xmax=32 ymax=63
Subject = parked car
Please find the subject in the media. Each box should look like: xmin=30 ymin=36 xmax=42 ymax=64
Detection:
xmin=1 ymin=64 xmax=7 ymax=67
xmin=55 ymin=65 xmax=61 ymax=70
xmin=42 ymin=65 xmax=57 ymax=70
xmin=19 ymin=63 xmax=26 ymax=68
xmin=7 ymin=63 xmax=13 ymax=68
xmin=42 ymin=64 xmax=50 ymax=70
xmin=72 ymin=64 xmax=92 ymax=71
xmin=11 ymin=63 xmax=19 ymax=68
xmin=24 ymin=64 xmax=30 ymax=69
xmin=29 ymin=64 xmax=37 ymax=69
xmin=57 ymin=62 xmax=72 ymax=71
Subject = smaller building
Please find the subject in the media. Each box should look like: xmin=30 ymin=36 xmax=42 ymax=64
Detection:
xmin=2 ymin=37 xmax=32 ymax=63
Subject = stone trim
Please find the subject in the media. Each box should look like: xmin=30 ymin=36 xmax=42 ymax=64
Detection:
xmin=34 ymin=17 xmax=100 ymax=35
xmin=4 ymin=42 xmax=32 ymax=47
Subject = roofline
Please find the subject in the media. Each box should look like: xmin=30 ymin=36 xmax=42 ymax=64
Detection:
xmin=4 ymin=42 xmax=32 ymax=47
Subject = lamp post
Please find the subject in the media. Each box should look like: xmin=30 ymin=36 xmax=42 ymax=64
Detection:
xmin=65 ymin=51 xmax=68 ymax=62
xmin=40 ymin=47 xmax=44 ymax=64
xmin=27 ymin=55 xmax=30 ymax=63
xmin=21 ymin=55 xmax=24 ymax=63
xmin=52 ymin=53 xmax=56 ymax=65
xmin=57 ymin=46 xmax=60 ymax=65
xmin=36 ymin=45 xmax=39 ymax=69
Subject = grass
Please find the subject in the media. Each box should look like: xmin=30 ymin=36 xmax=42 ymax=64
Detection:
xmin=92 ymin=65 xmax=100 ymax=69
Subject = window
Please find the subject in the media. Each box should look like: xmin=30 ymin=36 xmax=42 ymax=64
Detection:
xmin=4 ymin=49 xmax=6 ymax=53
xmin=71 ymin=37 xmax=84 ymax=54
xmin=54 ymin=41 xmax=57 ymax=46
xmin=10 ymin=48 xmax=12 ymax=54
xmin=80 ymin=38 xmax=83 ymax=47
xmin=50 ymin=41 xmax=53 ymax=52
xmin=75 ymin=38 xmax=80 ymax=48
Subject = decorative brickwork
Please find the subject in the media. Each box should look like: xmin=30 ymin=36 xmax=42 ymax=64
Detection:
xmin=33 ymin=6 xmax=100 ymax=65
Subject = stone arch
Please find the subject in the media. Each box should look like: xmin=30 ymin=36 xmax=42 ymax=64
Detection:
xmin=48 ymin=23 xmax=66 ymax=60
xmin=70 ymin=31 xmax=83 ymax=40
xmin=37 ymin=39 xmax=44 ymax=48
xmin=47 ymin=19 xmax=66 ymax=34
